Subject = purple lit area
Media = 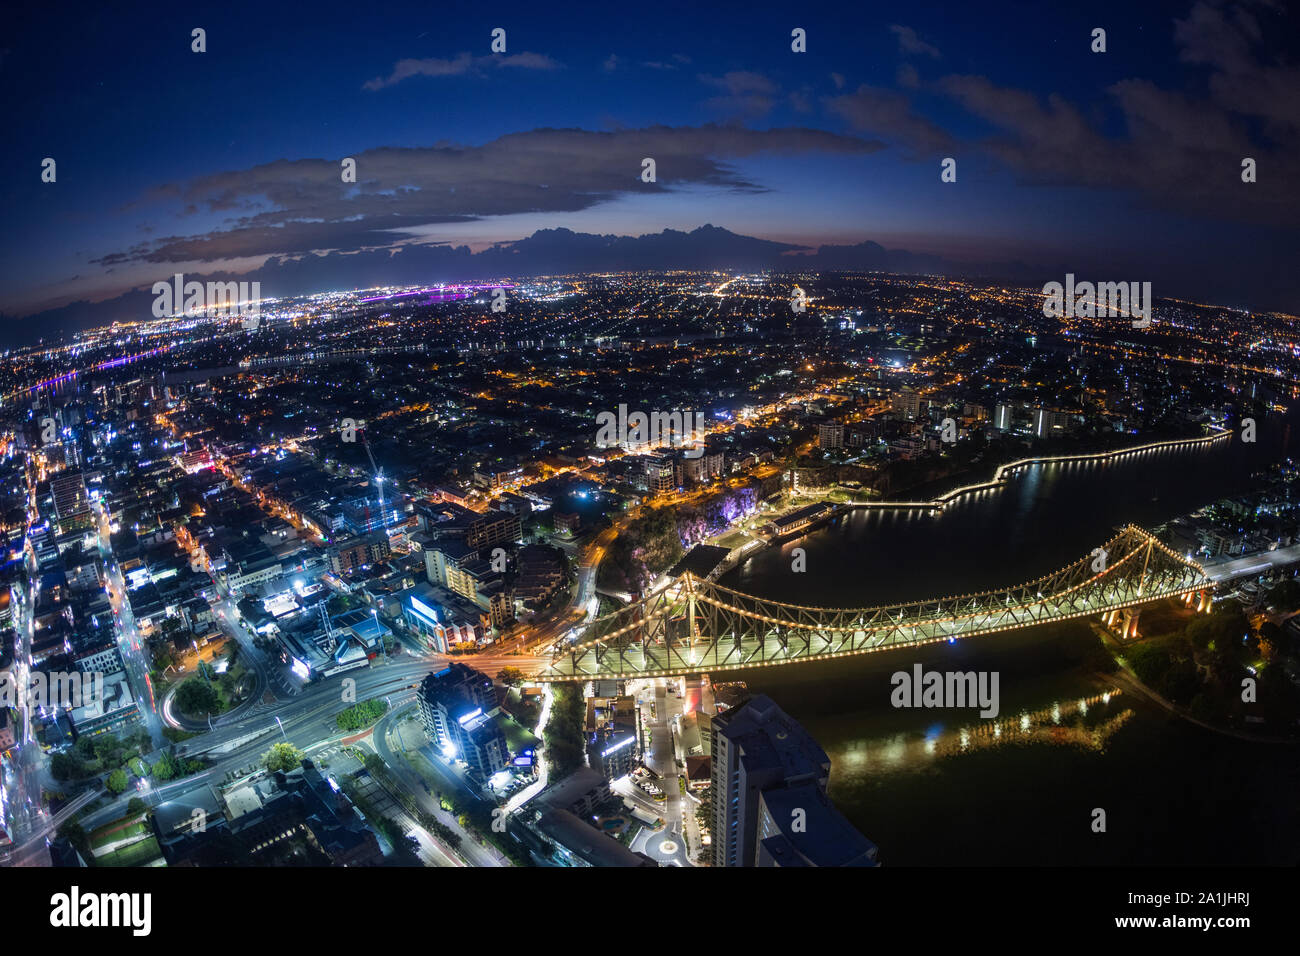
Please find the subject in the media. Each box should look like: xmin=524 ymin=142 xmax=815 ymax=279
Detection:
xmin=358 ymin=283 xmax=517 ymax=304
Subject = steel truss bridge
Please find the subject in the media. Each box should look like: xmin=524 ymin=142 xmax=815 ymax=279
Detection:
xmin=536 ymin=525 xmax=1212 ymax=682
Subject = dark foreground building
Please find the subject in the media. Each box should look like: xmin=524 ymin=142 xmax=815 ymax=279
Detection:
xmin=711 ymin=694 xmax=879 ymax=867
xmin=153 ymin=760 xmax=383 ymax=867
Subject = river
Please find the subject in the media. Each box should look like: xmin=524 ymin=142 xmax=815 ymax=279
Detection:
xmin=715 ymin=419 xmax=1300 ymax=864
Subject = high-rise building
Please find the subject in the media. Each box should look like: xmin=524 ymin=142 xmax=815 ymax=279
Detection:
xmin=702 ymin=450 xmax=725 ymax=480
xmin=585 ymin=694 xmax=640 ymax=780
xmin=711 ymin=695 xmax=878 ymax=867
xmin=818 ymin=422 xmax=845 ymax=450
xmin=466 ymin=510 xmax=521 ymax=550
xmin=488 ymin=590 xmax=514 ymax=631
xmin=50 ymin=471 xmax=93 ymax=533
xmin=643 ymin=454 xmax=675 ymax=495
xmin=892 ymin=387 xmax=922 ymax=421
xmin=754 ymin=783 xmax=879 ymax=867
xmin=328 ymin=533 xmax=389 ymax=575
xmin=1032 ymin=407 xmax=1072 ymax=439
xmin=417 ymin=664 xmax=509 ymax=779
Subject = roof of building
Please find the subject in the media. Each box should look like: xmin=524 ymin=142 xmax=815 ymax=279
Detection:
xmin=771 ymin=502 xmax=831 ymax=528
xmin=684 ymin=754 xmax=712 ymax=782
xmin=540 ymin=766 xmax=609 ymax=812
xmin=534 ymin=808 xmax=656 ymax=867
xmin=713 ymin=694 xmax=829 ymax=784
xmin=758 ymin=783 xmax=879 ymax=867
xmin=668 ymin=543 xmax=731 ymax=579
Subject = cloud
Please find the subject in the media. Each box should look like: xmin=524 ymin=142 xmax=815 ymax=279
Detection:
xmin=603 ymin=53 xmax=620 ymax=71
xmin=363 ymin=51 xmax=561 ymax=90
xmin=643 ymin=53 xmax=691 ymax=71
xmin=95 ymin=125 xmax=884 ymax=267
xmin=890 ymin=25 xmax=941 ymax=59
xmin=827 ymin=85 xmax=954 ymax=155
xmin=823 ymin=2 xmax=1300 ymax=225
xmin=700 ymin=71 xmax=777 ymax=96
xmin=700 ymin=71 xmax=780 ymax=118
xmin=933 ymin=29 xmax=1299 ymax=225
xmin=1174 ymin=0 xmax=1300 ymax=129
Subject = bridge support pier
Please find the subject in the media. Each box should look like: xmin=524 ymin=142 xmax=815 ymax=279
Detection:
xmin=1117 ymin=607 xmax=1140 ymax=640
xmin=1101 ymin=607 xmax=1141 ymax=640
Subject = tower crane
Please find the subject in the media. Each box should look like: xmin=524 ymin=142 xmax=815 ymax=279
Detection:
xmin=360 ymin=427 xmax=387 ymax=532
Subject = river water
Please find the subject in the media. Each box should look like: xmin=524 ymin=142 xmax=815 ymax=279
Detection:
xmin=716 ymin=421 xmax=1300 ymax=864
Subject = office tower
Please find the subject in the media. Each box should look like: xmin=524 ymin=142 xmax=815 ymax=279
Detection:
xmin=711 ymin=694 xmax=878 ymax=867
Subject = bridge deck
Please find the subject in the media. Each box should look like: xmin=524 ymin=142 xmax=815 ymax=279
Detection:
xmin=536 ymin=525 xmax=1211 ymax=682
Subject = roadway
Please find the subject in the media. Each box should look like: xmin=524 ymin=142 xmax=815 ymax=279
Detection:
xmin=622 ymin=682 xmax=691 ymax=866
xmin=1204 ymin=542 xmax=1300 ymax=582
xmin=93 ymin=496 xmax=163 ymax=748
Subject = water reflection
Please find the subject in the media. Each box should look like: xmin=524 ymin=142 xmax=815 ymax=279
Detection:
xmin=827 ymin=689 xmax=1130 ymax=777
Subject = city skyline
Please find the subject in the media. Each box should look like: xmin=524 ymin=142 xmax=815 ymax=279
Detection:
xmin=3 ymin=0 xmax=1298 ymax=345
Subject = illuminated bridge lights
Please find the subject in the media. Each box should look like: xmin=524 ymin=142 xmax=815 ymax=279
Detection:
xmin=860 ymin=428 xmax=1231 ymax=515
xmin=536 ymin=525 xmax=1212 ymax=682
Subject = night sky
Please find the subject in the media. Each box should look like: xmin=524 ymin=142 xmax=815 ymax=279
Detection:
xmin=2 ymin=0 xmax=1297 ymax=343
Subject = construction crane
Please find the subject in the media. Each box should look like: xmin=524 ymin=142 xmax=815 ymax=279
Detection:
xmin=359 ymin=427 xmax=387 ymax=532
xmin=318 ymin=601 xmax=334 ymax=641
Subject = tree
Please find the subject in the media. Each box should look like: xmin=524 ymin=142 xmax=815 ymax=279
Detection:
xmin=695 ymin=787 xmax=713 ymax=833
xmin=152 ymin=749 xmax=181 ymax=781
xmin=497 ymin=667 xmax=525 ymax=687
xmin=57 ymin=820 xmax=91 ymax=858
xmin=175 ymin=677 xmax=220 ymax=716
xmin=127 ymin=796 xmax=148 ymax=816
xmin=49 ymin=751 xmax=83 ymax=782
xmin=106 ymin=768 xmax=129 ymax=794
xmin=262 ymin=742 xmax=304 ymax=773
xmin=542 ymin=683 xmax=586 ymax=779
xmin=327 ymin=593 xmax=361 ymax=616
xmin=1268 ymin=578 xmax=1300 ymax=612
xmin=1156 ymin=658 xmax=1200 ymax=705
xmin=1126 ymin=643 xmax=1172 ymax=686
xmin=1188 ymin=692 xmax=1218 ymax=724
xmin=92 ymin=732 xmax=121 ymax=760
xmin=336 ymin=698 xmax=388 ymax=731
xmin=1257 ymin=664 xmax=1300 ymax=726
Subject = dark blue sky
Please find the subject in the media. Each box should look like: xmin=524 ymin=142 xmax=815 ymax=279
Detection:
xmin=2 ymin=0 xmax=1297 ymax=340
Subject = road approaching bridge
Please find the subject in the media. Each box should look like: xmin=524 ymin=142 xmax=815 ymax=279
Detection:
xmin=535 ymin=525 xmax=1212 ymax=682
xmin=1203 ymin=540 xmax=1300 ymax=583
